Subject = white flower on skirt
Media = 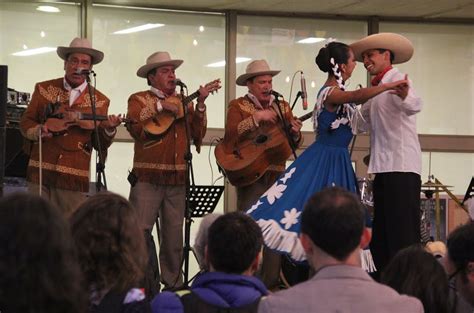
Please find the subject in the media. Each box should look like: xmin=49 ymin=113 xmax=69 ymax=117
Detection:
xmin=263 ymin=182 xmax=287 ymax=205
xmin=280 ymin=208 xmax=301 ymax=230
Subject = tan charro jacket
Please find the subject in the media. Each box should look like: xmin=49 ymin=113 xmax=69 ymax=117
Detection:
xmin=20 ymin=77 xmax=113 ymax=192
xmin=223 ymin=95 xmax=302 ymax=185
xmin=126 ymin=90 xmax=207 ymax=185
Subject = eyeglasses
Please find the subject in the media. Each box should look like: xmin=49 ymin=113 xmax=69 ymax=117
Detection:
xmin=67 ymin=58 xmax=91 ymax=66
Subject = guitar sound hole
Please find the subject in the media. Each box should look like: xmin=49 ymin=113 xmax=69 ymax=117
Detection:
xmin=254 ymin=134 xmax=268 ymax=144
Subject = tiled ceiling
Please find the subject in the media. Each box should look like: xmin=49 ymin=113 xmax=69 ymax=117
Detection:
xmin=96 ymin=0 xmax=474 ymax=20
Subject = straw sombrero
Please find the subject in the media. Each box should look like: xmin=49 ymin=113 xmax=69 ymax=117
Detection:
xmin=236 ymin=60 xmax=280 ymax=86
xmin=350 ymin=33 xmax=414 ymax=64
xmin=137 ymin=51 xmax=183 ymax=78
xmin=57 ymin=37 xmax=104 ymax=65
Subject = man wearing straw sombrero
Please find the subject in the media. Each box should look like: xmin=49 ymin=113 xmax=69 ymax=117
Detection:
xmin=350 ymin=33 xmax=423 ymax=276
xmin=221 ymin=59 xmax=302 ymax=290
xmin=126 ymin=51 xmax=209 ymax=295
xmin=20 ymin=37 xmax=121 ymax=216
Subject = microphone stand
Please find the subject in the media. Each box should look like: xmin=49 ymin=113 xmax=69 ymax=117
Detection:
xmin=291 ymin=91 xmax=303 ymax=111
xmin=274 ymin=95 xmax=298 ymax=159
xmin=178 ymin=84 xmax=196 ymax=287
xmin=85 ymin=72 xmax=107 ymax=192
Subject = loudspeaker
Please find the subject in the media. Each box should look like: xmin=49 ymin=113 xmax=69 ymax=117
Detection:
xmin=4 ymin=128 xmax=29 ymax=177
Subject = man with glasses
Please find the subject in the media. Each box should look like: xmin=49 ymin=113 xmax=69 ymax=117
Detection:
xmin=20 ymin=37 xmax=121 ymax=216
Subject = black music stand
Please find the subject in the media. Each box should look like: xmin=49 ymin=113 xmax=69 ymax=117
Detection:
xmin=182 ymin=184 xmax=224 ymax=285
xmin=187 ymin=185 xmax=224 ymax=218
xmin=462 ymin=176 xmax=473 ymax=206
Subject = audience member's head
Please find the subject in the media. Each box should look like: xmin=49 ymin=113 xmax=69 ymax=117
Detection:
xmin=300 ymin=187 xmax=370 ymax=269
xmin=446 ymin=222 xmax=474 ymax=306
xmin=0 ymin=193 xmax=85 ymax=313
xmin=381 ymin=244 xmax=450 ymax=313
xmin=194 ymin=213 xmax=221 ymax=271
xmin=206 ymin=212 xmax=263 ymax=275
xmin=70 ymin=192 xmax=147 ymax=296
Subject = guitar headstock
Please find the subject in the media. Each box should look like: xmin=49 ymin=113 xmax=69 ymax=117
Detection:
xmin=204 ymin=79 xmax=222 ymax=95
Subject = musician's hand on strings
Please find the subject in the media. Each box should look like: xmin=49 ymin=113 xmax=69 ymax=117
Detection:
xmin=161 ymin=101 xmax=179 ymax=115
xmin=254 ymin=109 xmax=278 ymax=125
xmin=290 ymin=118 xmax=303 ymax=135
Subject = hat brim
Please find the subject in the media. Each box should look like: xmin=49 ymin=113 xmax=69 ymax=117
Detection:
xmin=57 ymin=47 xmax=104 ymax=65
xmin=350 ymin=33 xmax=414 ymax=64
xmin=136 ymin=60 xmax=183 ymax=78
xmin=236 ymin=70 xmax=281 ymax=86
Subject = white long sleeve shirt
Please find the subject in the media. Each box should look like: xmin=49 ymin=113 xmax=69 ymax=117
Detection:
xmin=361 ymin=67 xmax=422 ymax=175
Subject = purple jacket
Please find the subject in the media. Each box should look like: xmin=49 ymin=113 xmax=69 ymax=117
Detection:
xmin=151 ymin=272 xmax=268 ymax=313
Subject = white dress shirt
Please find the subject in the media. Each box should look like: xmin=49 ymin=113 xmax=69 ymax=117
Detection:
xmin=361 ymin=67 xmax=423 ymax=175
xmin=63 ymin=79 xmax=87 ymax=106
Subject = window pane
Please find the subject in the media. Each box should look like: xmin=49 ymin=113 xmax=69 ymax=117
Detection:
xmin=380 ymin=22 xmax=474 ymax=135
xmin=236 ymin=16 xmax=368 ymax=131
xmin=421 ymin=151 xmax=474 ymax=196
xmin=0 ymin=2 xmax=80 ymax=93
xmin=91 ymin=5 xmax=226 ymax=128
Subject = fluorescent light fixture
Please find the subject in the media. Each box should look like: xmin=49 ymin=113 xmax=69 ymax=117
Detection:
xmin=37 ymin=6 xmax=60 ymax=13
xmin=297 ymin=37 xmax=326 ymax=44
xmin=12 ymin=47 xmax=56 ymax=56
xmin=113 ymin=23 xmax=164 ymax=34
xmin=206 ymin=57 xmax=251 ymax=68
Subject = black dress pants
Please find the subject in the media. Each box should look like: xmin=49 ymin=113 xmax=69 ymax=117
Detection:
xmin=370 ymin=172 xmax=421 ymax=276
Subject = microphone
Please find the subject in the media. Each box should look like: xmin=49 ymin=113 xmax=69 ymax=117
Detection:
xmin=270 ymin=90 xmax=283 ymax=98
xmin=300 ymin=72 xmax=308 ymax=110
xmin=75 ymin=68 xmax=95 ymax=75
xmin=174 ymin=79 xmax=187 ymax=88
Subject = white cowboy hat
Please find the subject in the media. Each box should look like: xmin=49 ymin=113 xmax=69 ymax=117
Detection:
xmin=236 ymin=60 xmax=281 ymax=86
xmin=137 ymin=51 xmax=183 ymax=78
xmin=350 ymin=33 xmax=414 ymax=64
xmin=57 ymin=37 xmax=104 ymax=65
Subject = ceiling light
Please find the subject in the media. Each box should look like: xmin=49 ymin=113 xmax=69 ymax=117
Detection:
xmin=12 ymin=47 xmax=57 ymax=56
xmin=113 ymin=23 xmax=164 ymax=34
xmin=37 ymin=6 xmax=60 ymax=13
xmin=199 ymin=26 xmax=205 ymax=32
xmin=193 ymin=39 xmax=198 ymax=46
xmin=40 ymin=31 xmax=46 ymax=38
xmin=297 ymin=37 xmax=326 ymax=44
xmin=206 ymin=57 xmax=251 ymax=68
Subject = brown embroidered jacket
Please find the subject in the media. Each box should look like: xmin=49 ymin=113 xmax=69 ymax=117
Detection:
xmin=223 ymin=95 xmax=302 ymax=184
xmin=20 ymin=77 xmax=113 ymax=192
xmin=126 ymin=90 xmax=207 ymax=185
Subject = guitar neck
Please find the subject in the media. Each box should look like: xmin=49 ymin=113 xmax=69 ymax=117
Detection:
xmin=182 ymin=90 xmax=200 ymax=105
xmin=298 ymin=111 xmax=313 ymax=122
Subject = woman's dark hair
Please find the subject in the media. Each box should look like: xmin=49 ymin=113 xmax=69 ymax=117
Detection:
xmin=0 ymin=193 xmax=86 ymax=313
xmin=70 ymin=192 xmax=147 ymax=294
xmin=381 ymin=244 xmax=450 ymax=313
xmin=315 ymin=42 xmax=351 ymax=74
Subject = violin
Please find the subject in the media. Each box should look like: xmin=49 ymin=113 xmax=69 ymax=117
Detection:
xmin=44 ymin=107 xmax=133 ymax=135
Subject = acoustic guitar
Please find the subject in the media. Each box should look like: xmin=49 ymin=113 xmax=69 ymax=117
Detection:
xmin=215 ymin=111 xmax=313 ymax=187
xmin=143 ymin=79 xmax=221 ymax=136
